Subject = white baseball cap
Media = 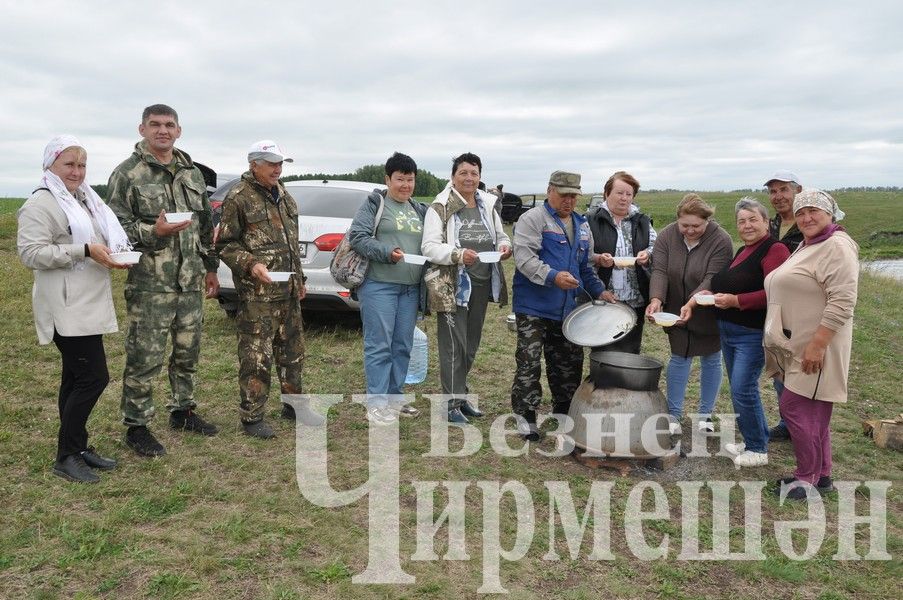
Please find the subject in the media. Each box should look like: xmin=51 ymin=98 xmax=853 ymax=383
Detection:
xmin=248 ymin=139 xmax=293 ymax=163
xmin=763 ymin=170 xmax=800 ymax=187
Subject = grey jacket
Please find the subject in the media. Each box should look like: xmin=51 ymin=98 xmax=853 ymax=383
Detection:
xmin=17 ymin=189 xmax=118 ymax=344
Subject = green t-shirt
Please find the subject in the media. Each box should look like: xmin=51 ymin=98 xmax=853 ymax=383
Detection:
xmin=368 ymin=198 xmax=423 ymax=285
xmin=458 ymin=206 xmax=494 ymax=282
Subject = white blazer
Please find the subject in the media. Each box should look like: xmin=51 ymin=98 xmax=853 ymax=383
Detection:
xmin=17 ymin=189 xmax=118 ymax=344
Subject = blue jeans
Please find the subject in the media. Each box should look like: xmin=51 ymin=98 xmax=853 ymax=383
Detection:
xmin=772 ymin=378 xmax=787 ymax=430
xmin=666 ymin=350 xmax=722 ymax=420
xmin=719 ymin=320 xmax=769 ymax=453
xmin=358 ymin=279 xmax=420 ymax=407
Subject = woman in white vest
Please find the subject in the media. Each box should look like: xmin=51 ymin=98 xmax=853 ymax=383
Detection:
xmin=421 ymin=153 xmax=512 ymax=424
xmin=17 ymin=136 xmax=130 ymax=483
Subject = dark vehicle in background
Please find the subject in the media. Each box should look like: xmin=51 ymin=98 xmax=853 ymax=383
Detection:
xmin=500 ymin=193 xmax=538 ymax=224
xmin=210 ymin=179 xmax=385 ymax=317
xmin=585 ymin=194 xmax=605 ymax=215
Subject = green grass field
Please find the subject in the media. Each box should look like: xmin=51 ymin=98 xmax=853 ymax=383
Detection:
xmin=0 ymin=192 xmax=900 ymax=599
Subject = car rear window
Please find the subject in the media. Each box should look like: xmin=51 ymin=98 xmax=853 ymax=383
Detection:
xmin=287 ymin=186 xmax=373 ymax=219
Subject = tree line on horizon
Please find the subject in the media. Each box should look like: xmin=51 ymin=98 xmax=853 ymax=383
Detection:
xmin=283 ymin=164 xmax=450 ymax=197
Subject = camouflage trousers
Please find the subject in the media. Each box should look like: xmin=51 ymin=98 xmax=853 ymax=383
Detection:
xmin=236 ymin=298 xmax=305 ymax=423
xmin=510 ymin=313 xmax=584 ymax=417
xmin=121 ymin=289 xmax=203 ymax=427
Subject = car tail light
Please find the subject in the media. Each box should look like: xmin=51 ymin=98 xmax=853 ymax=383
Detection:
xmin=338 ymin=291 xmax=351 ymax=298
xmin=313 ymin=233 xmax=344 ymax=252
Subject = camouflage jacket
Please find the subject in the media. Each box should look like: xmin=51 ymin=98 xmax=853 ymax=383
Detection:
xmin=107 ymin=140 xmax=218 ymax=292
xmin=215 ymin=171 xmax=305 ymax=302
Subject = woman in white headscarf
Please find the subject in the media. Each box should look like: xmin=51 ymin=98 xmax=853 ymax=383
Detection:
xmin=17 ymin=135 xmax=131 ymax=483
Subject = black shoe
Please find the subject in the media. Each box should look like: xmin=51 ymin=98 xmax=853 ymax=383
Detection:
xmin=778 ymin=476 xmax=834 ymax=494
xmin=447 ymin=408 xmax=469 ymax=425
xmin=281 ymin=403 xmax=295 ymax=420
xmin=126 ymin=426 xmax=166 ymax=457
xmin=459 ymin=401 xmax=483 ymax=418
xmin=815 ymin=476 xmax=835 ymax=493
xmin=170 ymin=409 xmax=218 ymax=436
xmin=53 ymin=454 xmax=100 ymax=483
xmin=769 ymin=424 xmax=791 ymax=441
xmin=80 ymin=446 xmax=117 ymax=470
xmin=552 ymin=402 xmax=571 ymax=416
xmin=242 ymin=420 xmax=276 ymax=439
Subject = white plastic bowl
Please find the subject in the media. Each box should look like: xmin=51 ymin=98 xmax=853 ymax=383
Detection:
xmin=164 ymin=212 xmax=193 ymax=223
xmin=652 ymin=312 xmax=680 ymax=327
xmin=613 ymin=256 xmax=637 ymax=268
xmin=694 ymin=293 xmax=716 ymax=306
xmin=477 ymin=251 xmax=502 ymax=263
xmin=403 ymin=254 xmax=428 ymax=265
xmin=268 ymin=271 xmax=294 ymax=282
xmin=110 ymin=251 xmax=142 ymax=265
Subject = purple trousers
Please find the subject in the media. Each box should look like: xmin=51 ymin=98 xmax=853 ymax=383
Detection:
xmin=779 ymin=388 xmax=834 ymax=484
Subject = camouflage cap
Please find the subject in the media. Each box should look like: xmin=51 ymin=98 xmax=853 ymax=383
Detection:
xmin=549 ymin=171 xmax=582 ymax=194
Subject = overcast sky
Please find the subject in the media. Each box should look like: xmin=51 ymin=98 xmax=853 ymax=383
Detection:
xmin=1 ymin=1 xmax=900 ymax=196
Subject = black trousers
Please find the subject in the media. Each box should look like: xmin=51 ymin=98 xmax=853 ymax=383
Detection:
xmin=52 ymin=332 xmax=110 ymax=460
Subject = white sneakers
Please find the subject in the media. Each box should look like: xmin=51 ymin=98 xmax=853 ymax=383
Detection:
xmin=734 ymin=450 xmax=768 ymax=467
xmin=397 ymin=405 xmax=420 ymax=418
xmin=724 ymin=441 xmax=767 ymax=467
xmin=668 ymin=422 xmax=682 ymax=435
xmin=366 ymin=406 xmax=397 ymax=426
xmin=724 ymin=442 xmax=746 ymax=456
xmin=698 ymin=418 xmax=715 ymax=433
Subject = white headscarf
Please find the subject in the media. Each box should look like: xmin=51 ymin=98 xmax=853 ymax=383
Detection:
xmin=41 ymin=135 xmax=131 ymax=268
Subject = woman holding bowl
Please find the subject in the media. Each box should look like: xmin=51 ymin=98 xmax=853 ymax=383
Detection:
xmin=421 ymin=153 xmax=512 ymax=424
xmin=17 ymin=135 xmax=131 ymax=483
xmin=587 ymin=171 xmax=656 ymax=353
xmin=348 ymin=152 xmax=427 ymax=426
xmin=709 ymin=198 xmax=790 ymax=467
xmin=646 ymin=194 xmax=733 ymax=434
xmin=764 ymin=189 xmax=857 ymax=500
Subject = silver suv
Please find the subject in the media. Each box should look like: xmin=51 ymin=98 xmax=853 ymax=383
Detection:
xmin=212 ymin=179 xmax=386 ymax=316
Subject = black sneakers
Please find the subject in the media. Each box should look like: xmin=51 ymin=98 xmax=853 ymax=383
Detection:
xmin=169 ymin=409 xmax=218 ymax=436
xmin=773 ymin=476 xmax=835 ymax=500
xmin=769 ymin=423 xmax=791 ymax=441
xmin=126 ymin=426 xmax=167 ymax=457
xmin=53 ymin=454 xmax=99 ymax=483
xmin=242 ymin=420 xmax=276 ymax=439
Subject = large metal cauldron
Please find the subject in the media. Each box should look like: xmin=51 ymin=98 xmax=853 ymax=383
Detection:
xmin=589 ymin=351 xmax=663 ymax=391
xmin=568 ymin=352 xmax=671 ymax=459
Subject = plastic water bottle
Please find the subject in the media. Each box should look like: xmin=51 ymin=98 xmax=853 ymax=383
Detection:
xmin=405 ymin=326 xmax=428 ymax=384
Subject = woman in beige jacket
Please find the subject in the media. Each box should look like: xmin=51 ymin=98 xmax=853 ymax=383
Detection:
xmin=763 ymin=189 xmax=858 ymax=501
xmin=17 ymin=136 xmax=130 ymax=483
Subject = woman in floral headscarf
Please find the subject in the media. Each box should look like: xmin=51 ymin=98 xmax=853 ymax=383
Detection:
xmin=763 ymin=189 xmax=858 ymax=501
xmin=17 ymin=135 xmax=131 ymax=483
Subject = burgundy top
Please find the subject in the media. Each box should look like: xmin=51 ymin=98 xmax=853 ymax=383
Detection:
xmin=730 ymin=237 xmax=790 ymax=310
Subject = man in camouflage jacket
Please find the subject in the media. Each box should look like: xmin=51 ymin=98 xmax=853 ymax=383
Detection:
xmin=108 ymin=104 xmax=220 ymax=456
xmin=216 ymin=140 xmax=322 ymax=439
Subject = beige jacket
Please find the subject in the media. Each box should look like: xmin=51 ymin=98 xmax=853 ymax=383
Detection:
xmin=17 ymin=189 xmax=118 ymax=344
xmin=763 ymin=231 xmax=859 ymax=403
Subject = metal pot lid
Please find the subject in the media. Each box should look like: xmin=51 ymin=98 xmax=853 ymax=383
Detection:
xmin=562 ymin=300 xmax=637 ymax=347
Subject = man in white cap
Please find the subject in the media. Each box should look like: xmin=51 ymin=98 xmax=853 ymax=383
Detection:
xmin=762 ymin=170 xmax=803 ymax=442
xmin=216 ymin=140 xmax=323 ymax=439
xmin=765 ymin=171 xmax=804 ymax=252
